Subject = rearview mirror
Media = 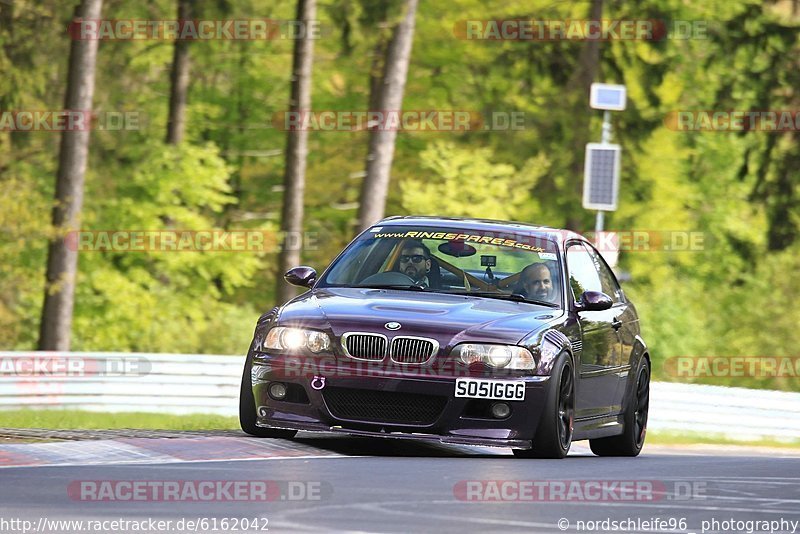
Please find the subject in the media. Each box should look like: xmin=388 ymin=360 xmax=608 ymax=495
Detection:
xmin=438 ymin=241 xmax=476 ymax=257
xmin=575 ymin=290 xmax=613 ymax=312
xmin=284 ymin=266 xmax=317 ymax=288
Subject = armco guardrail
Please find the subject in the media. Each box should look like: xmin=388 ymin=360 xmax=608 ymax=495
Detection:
xmin=0 ymin=352 xmax=241 ymax=416
xmin=1 ymin=352 xmax=798 ymax=442
xmin=649 ymin=381 xmax=800 ymax=441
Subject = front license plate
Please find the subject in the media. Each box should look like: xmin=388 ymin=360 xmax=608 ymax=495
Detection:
xmin=455 ymin=378 xmax=525 ymax=401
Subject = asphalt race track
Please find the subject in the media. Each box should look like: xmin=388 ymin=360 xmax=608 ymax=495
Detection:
xmin=1 ymin=431 xmax=799 ymax=533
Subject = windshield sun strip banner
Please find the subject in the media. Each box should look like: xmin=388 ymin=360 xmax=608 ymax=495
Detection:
xmin=371 ymin=229 xmax=551 ymax=253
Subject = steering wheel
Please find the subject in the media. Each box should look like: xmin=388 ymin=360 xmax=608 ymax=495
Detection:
xmin=358 ymin=271 xmax=418 ymax=286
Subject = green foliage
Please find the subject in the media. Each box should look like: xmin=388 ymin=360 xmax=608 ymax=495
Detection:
xmin=72 ymin=141 xmax=266 ymax=354
xmin=0 ymin=163 xmax=52 ymax=348
xmin=400 ymin=141 xmax=548 ymax=220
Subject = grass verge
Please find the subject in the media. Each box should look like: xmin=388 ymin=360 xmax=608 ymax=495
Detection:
xmin=0 ymin=409 xmax=239 ymax=430
xmin=646 ymin=430 xmax=800 ymax=449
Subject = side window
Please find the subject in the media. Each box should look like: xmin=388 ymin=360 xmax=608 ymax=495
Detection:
xmin=586 ymin=245 xmax=623 ymax=303
xmin=565 ymin=243 xmax=602 ymax=302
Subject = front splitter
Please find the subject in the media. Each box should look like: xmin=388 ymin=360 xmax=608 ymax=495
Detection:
xmin=256 ymin=421 xmax=532 ymax=449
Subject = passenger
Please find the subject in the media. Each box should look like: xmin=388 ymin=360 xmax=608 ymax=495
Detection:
xmin=518 ymin=263 xmax=558 ymax=303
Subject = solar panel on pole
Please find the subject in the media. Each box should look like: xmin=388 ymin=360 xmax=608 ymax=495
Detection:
xmin=583 ymin=142 xmax=621 ymax=211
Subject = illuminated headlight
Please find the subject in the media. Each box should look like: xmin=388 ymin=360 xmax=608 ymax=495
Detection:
xmin=453 ymin=343 xmax=536 ymax=370
xmin=487 ymin=346 xmax=513 ymax=368
xmin=262 ymin=327 xmax=331 ymax=353
xmin=280 ymin=328 xmax=306 ymax=350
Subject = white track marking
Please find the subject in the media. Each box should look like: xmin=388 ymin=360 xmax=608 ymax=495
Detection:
xmin=0 ymin=454 xmax=364 ymax=469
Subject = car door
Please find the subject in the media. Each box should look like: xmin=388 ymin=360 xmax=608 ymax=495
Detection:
xmin=585 ymin=243 xmax=630 ymax=413
xmin=565 ymin=241 xmax=620 ymax=418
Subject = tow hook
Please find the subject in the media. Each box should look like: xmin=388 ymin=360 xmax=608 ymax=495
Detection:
xmin=311 ymin=376 xmax=326 ymax=390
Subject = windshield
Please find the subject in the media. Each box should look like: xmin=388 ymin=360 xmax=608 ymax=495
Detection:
xmin=318 ymin=226 xmax=563 ymax=307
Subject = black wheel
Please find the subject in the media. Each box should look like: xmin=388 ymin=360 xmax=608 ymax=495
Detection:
xmin=589 ymin=357 xmax=650 ymax=457
xmin=513 ymin=353 xmax=574 ymax=459
xmin=239 ymin=354 xmax=297 ymax=439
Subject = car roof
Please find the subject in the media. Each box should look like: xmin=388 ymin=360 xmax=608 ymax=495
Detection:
xmin=376 ymin=216 xmax=587 ymax=245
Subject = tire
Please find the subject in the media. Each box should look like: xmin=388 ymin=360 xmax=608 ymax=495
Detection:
xmin=239 ymin=354 xmax=297 ymax=439
xmin=513 ymin=353 xmax=575 ymax=459
xmin=589 ymin=357 xmax=650 ymax=457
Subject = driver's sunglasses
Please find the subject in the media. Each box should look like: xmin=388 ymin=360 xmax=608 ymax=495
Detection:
xmin=399 ymin=254 xmax=427 ymax=264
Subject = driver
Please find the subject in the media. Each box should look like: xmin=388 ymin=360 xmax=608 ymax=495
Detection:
xmin=518 ymin=263 xmax=558 ymax=303
xmin=396 ymin=240 xmax=433 ymax=287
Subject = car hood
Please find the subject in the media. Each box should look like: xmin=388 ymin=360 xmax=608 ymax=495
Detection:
xmin=277 ymin=287 xmax=560 ymax=348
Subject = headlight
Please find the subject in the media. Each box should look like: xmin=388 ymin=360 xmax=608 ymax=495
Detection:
xmin=486 ymin=345 xmax=513 ymax=367
xmin=453 ymin=343 xmax=536 ymax=370
xmin=281 ymin=328 xmax=307 ymax=350
xmin=306 ymin=330 xmax=331 ymax=353
xmin=261 ymin=327 xmax=331 ymax=354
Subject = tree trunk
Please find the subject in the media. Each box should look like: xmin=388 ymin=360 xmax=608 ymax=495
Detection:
xmin=566 ymin=0 xmax=603 ymax=231
xmin=166 ymin=0 xmax=192 ymax=144
xmin=356 ymin=0 xmax=418 ymax=231
xmin=367 ymin=37 xmax=388 ymax=112
xmin=275 ymin=0 xmax=317 ymax=305
xmin=568 ymin=0 xmax=603 ymax=98
xmin=366 ymin=3 xmax=392 ymax=112
xmin=38 ymin=0 xmax=103 ymax=351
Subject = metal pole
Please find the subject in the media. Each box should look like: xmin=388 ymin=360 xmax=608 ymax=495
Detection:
xmin=594 ymin=110 xmax=612 ymax=235
xmin=601 ymin=110 xmax=612 ymax=144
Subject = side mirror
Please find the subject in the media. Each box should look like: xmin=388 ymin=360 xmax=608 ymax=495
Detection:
xmin=575 ymin=290 xmax=613 ymax=312
xmin=284 ymin=266 xmax=317 ymax=288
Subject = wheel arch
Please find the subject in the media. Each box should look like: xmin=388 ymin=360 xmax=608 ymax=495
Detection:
xmin=621 ymin=338 xmax=651 ymax=413
xmin=536 ymin=329 xmax=577 ymax=376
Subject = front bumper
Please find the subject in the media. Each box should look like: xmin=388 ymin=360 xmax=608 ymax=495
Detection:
xmin=250 ymin=353 xmax=552 ymax=449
